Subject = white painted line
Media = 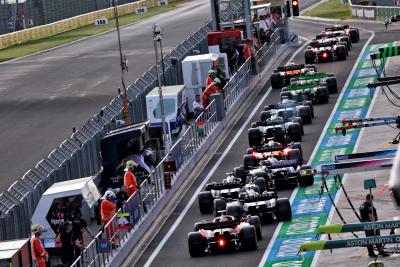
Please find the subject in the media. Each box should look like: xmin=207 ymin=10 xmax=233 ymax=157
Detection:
xmin=257 ymin=21 xmax=375 ymax=267
xmin=143 ymin=43 xmax=307 ymax=267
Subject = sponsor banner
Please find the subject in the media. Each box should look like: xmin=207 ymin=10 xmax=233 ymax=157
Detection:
xmin=262 ymin=42 xmax=395 ymax=267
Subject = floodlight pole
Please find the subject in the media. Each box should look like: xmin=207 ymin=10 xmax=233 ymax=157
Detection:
xmin=153 ymin=24 xmax=170 ymax=156
xmin=113 ymin=0 xmax=130 ymax=124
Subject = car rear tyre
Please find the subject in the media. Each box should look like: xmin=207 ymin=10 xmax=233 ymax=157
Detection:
xmin=234 ymin=167 xmax=248 ymax=183
xmin=226 ymin=204 xmax=242 ymax=219
xmin=248 ymin=128 xmax=262 ymax=147
xmin=276 ymin=198 xmax=292 ymax=222
xmin=271 ymin=73 xmax=282 ymax=89
xmin=349 ymin=29 xmax=359 ymax=43
xmin=336 ymin=45 xmax=347 ymax=61
xmin=244 ymin=155 xmax=258 ymax=169
xmin=261 ymin=110 xmax=272 ymax=121
xmin=248 ymin=216 xmax=262 ymax=240
xmin=316 ymin=87 xmax=329 ymax=104
xmin=292 ymin=117 xmax=304 ymax=135
xmin=198 ymin=191 xmax=213 ymax=214
xmin=287 ymin=124 xmax=302 ymax=142
xmin=240 ymin=226 xmax=258 ymax=251
xmin=305 ymin=50 xmax=315 ymax=65
xmin=188 ymin=232 xmax=207 ymax=257
xmin=287 ymin=148 xmax=301 ymax=162
xmin=326 ymin=77 xmax=338 ymax=94
xmin=214 ymin=199 xmax=227 ymax=217
xmin=298 ymin=106 xmax=312 ymax=124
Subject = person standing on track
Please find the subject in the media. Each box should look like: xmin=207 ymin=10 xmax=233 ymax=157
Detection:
xmin=31 ymin=224 xmax=48 ymax=267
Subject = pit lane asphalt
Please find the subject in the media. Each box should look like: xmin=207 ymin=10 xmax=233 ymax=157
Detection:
xmin=0 ymin=0 xmax=212 ymax=192
xmin=132 ymin=22 xmax=372 ymax=267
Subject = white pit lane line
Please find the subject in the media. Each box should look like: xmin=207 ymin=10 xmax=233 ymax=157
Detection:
xmin=142 ymin=40 xmax=309 ymax=267
xmin=257 ymin=20 xmax=375 ymax=267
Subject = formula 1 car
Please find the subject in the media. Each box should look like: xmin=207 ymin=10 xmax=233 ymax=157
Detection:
xmin=259 ymin=99 xmax=314 ymax=125
xmin=316 ymin=32 xmax=351 ymax=51
xmin=304 ymin=38 xmax=347 ymax=64
xmin=240 ymin=158 xmax=314 ymax=188
xmin=248 ymin=114 xmax=302 ymax=146
xmin=320 ymin=24 xmax=360 ymax=43
xmin=198 ymin=175 xmax=268 ymax=214
xmin=214 ymin=186 xmax=292 ymax=224
xmin=290 ymin=71 xmax=338 ymax=94
xmin=281 ymin=81 xmax=330 ymax=105
xmin=270 ymin=63 xmax=317 ymax=89
xmin=245 ymin=140 xmax=303 ymax=164
xmin=188 ymin=214 xmax=261 ymax=256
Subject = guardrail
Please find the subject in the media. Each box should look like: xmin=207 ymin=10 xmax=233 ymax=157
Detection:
xmin=70 ymin=28 xmax=283 ymax=267
xmin=0 ymin=0 xmax=160 ymax=49
xmin=349 ymin=0 xmax=400 ymax=21
xmin=0 ymin=20 xmax=213 ymax=241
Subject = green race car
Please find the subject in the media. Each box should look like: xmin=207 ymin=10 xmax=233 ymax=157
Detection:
xmin=281 ymin=81 xmax=329 ymax=105
xmin=290 ymin=72 xmax=338 ymax=94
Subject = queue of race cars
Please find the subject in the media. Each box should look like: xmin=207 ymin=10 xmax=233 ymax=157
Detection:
xmin=187 ymin=25 xmax=355 ymax=258
xmin=304 ymin=24 xmax=360 ymax=64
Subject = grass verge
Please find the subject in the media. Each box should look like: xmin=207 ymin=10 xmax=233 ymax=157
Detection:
xmin=0 ymin=0 xmax=187 ymax=62
xmin=303 ymin=0 xmax=352 ymax=20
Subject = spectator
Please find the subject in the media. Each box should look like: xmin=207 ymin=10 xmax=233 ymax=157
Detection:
xmin=100 ymin=190 xmax=117 ymax=242
xmin=56 ymin=221 xmax=82 ymax=266
xmin=71 ymin=210 xmax=90 ymax=242
xmin=130 ymin=150 xmax=152 ymax=174
xmin=31 ymin=224 xmax=48 ymax=267
xmin=124 ymin=160 xmax=139 ymax=197
xmin=359 ymin=194 xmax=389 ymax=257
xmin=242 ymin=39 xmax=253 ymax=60
xmin=193 ymin=94 xmax=205 ymax=117
xmin=258 ymin=15 xmax=268 ymax=31
xmin=115 ymin=186 xmax=129 ymax=209
xmin=206 ymin=70 xmax=216 ymax=87
xmin=112 ymin=159 xmax=127 ymax=188
xmin=202 ymin=78 xmax=223 ymax=108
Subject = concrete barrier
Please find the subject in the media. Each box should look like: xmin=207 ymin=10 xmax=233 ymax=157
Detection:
xmin=0 ymin=0 xmax=159 ymax=49
xmin=349 ymin=0 xmax=400 ymax=21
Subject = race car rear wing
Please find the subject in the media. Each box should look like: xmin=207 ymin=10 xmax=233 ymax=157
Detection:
xmin=288 ymin=81 xmax=318 ymax=90
xmin=276 ymin=64 xmax=305 ymax=72
xmin=240 ymin=194 xmax=277 ymax=203
xmin=208 ymin=182 xmax=242 ymax=190
xmin=196 ymin=219 xmax=240 ymax=230
xmin=263 ymin=159 xmax=299 ymax=169
xmin=252 ymin=143 xmax=285 ymax=153
xmin=297 ymin=72 xmax=328 ymax=80
xmin=311 ymin=40 xmax=338 ymax=48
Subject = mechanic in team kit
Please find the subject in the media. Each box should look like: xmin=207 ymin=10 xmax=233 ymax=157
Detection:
xmin=31 ymin=224 xmax=49 ymax=267
xmin=359 ymin=194 xmax=390 ymax=257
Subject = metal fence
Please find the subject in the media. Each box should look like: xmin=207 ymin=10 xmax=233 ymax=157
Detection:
xmin=349 ymin=0 xmax=400 ymax=21
xmin=70 ymin=27 xmax=283 ymax=267
xmin=0 ymin=20 xmax=214 ymax=242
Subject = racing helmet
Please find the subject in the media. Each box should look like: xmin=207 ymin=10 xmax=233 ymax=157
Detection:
xmin=102 ymin=190 xmax=116 ymax=200
xmin=31 ymin=224 xmax=42 ymax=235
xmin=288 ymin=60 xmax=295 ymax=66
xmin=245 ymin=188 xmax=258 ymax=198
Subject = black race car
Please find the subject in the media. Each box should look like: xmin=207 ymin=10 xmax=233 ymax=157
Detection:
xmin=304 ymin=38 xmax=347 ymax=64
xmin=248 ymin=114 xmax=302 ymax=146
xmin=188 ymin=215 xmax=261 ymax=256
xmin=259 ymin=99 xmax=314 ymax=125
xmin=270 ymin=63 xmax=317 ymax=89
xmin=320 ymin=24 xmax=360 ymax=43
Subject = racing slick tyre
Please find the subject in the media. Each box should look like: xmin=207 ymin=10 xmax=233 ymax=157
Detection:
xmin=336 ymin=45 xmax=347 ymax=61
xmin=339 ymin=42 xmax=349 ymax=56
xmin=188 ymin=232 xmax=207 ymax=257
xmin=298 ymin=165 xmax=314 ymax=187
xmin=234 ymin=167 xmax=248 ymax=183
xmin=244 ymin=154 xmax=258 ymax=169
xmin=349 ymin=29 xmax=359 ymax=43
xmin=248 ymin=216 xmax=262 ymax=240
xmin=291 ymin=142 xmax=303 ymax=163
xmin=304 ymin=50 xmax=315 ymax=65
xmin=271 ymin=73 xmax=282 ymax=89
xmin=251 ymin=122 xmax=259 ymax=128
xmin=240 ymin=226 xmax=258 ymax=251
xmin=316 ymin=87 xmax=329 ymax=104
xmin=248 ymin=128 xmax=262 ymax=147
xmin=326 ymin=77 xmax=338 ymax=94
xmin=298 ymin=106 xmax=312 ymax=125
xmin=226 ymin=204 xmax=242 ymax=219
xmin=246 ymin=148 xmax=254 ymax=154
xmin=304 ymin=100 xmax=314 ymax=118
xmin=287 ymin=149 xmax=301 ymax=162
xmin=261 ymin=110 xmax=272 ymax=121
xmin=292 ymin=117 xmax=304 ymax=135
xmin=287 ymin=124 xmax=302 ymax=142
xmin=198 ymin=191 xmax=213 ymax=214
xmin=340 ymin=36 xmax=351 ymax=50
xmin=254 ymin=177 xmax=267 ymax=193
xmin=214 ymin=199 xmax=227 ymax=217
xmin=276 ymin=198 xmax=292 ymax=222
